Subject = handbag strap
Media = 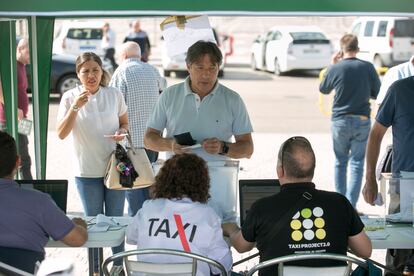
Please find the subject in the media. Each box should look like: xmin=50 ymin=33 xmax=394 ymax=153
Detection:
xmin=173 ymin=214 xmax=191 ymax=252
xmin=126 ymin=131 xmax=137 ymax=154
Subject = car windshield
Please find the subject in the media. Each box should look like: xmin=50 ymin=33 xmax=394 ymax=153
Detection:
xmin=67 ymin=28 xmax=103 ymax=40
xmin=290 ymin=32 xmax=329 ymax=44
xmin=394 ymin=20 xmax=414 ymax=37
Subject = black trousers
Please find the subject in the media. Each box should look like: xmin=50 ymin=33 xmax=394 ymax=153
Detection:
xmin=104 ymin=47 xmax=118 ymax=69
xmin=18 ymin=134 xmax=33 ymax=180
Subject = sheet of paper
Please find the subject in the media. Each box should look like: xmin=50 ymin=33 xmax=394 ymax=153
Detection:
xmin=88 ymin=224 xmax=109 ymax=233
xmin=182 ymin=144 xmax=202 ymax=150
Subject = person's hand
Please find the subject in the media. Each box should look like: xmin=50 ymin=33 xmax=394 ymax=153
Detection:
xmin=17 ymin=108 xmax=24 ymax=120
xmin=171 ymin=139 xmax=191 ymax=154
xmin=72 ymin=217 xmax=87 ymax=229
xmin=111 ymin=128 xmax=127 ymax=142
xmin=202 ymin=138 xmax=222 ymax=155
xmin=222 ymin=223 xmax=239 ymax=237
xmin=331 ymin=50 xmax=343 ymax=64
xmin=74 ymin=91 xmax=90 ymax=109
xmin=362 ymin=177 xmax=378 ymax=206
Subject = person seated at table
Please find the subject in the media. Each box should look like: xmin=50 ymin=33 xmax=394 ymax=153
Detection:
xmin=223 ymin=136 xmax=372 ymax=276
xmin=126 ymin=153 xmax=232 ymax=276
xmin=0 ymin=131 xmax=88 ymax=274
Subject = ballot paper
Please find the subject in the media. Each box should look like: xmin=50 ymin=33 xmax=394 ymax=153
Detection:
xmin=88 ymin=214 xmax=123 ymax=232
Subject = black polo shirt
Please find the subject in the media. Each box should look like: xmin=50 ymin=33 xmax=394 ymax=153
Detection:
xmin=242 ymin=182 xmax=364 ymax=276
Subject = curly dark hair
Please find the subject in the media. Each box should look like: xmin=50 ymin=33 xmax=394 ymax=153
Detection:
xmin=153 ymin=154 xmax=210 ymax=203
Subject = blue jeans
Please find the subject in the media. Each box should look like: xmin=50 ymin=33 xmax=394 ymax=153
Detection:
xmin=331 ymin=115 xmax=370 ymax=207
xmin=125 ymin=149 xmax=158 ymax=216
xmin=75 ymin=177 xmax=125 ymax=270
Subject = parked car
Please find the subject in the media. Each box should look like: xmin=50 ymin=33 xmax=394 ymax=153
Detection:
xmin=251 ymin=26 xmax=333 ymax=75
xmin=161 ymin=28 xmax=228 ymax=77
xmin=53 ymin=20 xmax=105 ymax=57
xmin=27 ymin=54 xmax=113 ymax=97
xmin=351 ymin=17 xmax=414 ymax=67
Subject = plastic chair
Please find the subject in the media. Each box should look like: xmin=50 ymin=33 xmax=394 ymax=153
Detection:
xmin=0 ymin=246 xmax=44 ymax=274
xmin=102 ymin=248 xmax=228 ymax=276
xmin=246 ymin=253 xmax=368 ymax=276
xmin=0 ymin=261 xmax=34 ymax=276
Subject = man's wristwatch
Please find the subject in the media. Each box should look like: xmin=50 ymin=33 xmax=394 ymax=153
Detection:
xmin=219 ymin=141 xmax=230 ymax=155
xmin=71 ymin=104 xmax=80 ymax=112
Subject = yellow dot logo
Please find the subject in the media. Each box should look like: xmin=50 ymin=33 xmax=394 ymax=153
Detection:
xmin=316 ymin=229 xmax=326 ymax=240
xmin=291 ymin=230 xmax=303 ymax=241
xmin=301 ymin=208 xmax=312 ymax=219
xmin=290 ymin=220 xmax=302 ymax=230
xmin=314 ymin=218 xmax=325 ymax=228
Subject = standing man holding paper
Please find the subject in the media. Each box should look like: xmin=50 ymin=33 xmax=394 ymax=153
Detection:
xmin=144 ymin=41 xmax=254 ymax=220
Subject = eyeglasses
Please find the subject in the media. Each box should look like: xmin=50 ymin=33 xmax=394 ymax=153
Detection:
xmin=280 ymin=136 xmax=310 ymax=169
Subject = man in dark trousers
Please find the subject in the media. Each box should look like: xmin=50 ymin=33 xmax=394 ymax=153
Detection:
xmin=319 ymin=34 xmax=380 ymax=208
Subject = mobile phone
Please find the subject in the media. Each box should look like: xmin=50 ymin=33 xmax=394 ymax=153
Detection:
xmin=174 ymin=132 xmax=196 ymax=146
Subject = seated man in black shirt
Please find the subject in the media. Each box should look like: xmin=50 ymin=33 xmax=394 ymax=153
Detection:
xmin=223 ymin=136 xmax=371 ymax=276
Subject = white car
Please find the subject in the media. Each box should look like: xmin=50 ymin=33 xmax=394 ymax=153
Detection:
xmin=351 ymin=17 xmax=414 ymax=67
xmin=162 ymin=28 xmax=226 ymax=77
xmin=53 ymin=21 xmax=105 ymax=57
xmin=251 ymin=26 xmax=333 ymax=75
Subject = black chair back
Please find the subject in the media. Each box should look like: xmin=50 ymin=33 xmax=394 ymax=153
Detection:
xmin=0 ymin=247 xmax=44 ymax=274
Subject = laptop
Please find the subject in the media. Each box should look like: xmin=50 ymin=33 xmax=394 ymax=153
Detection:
xmin=16 ymin=180 xmax=68 ymax=214
xmin=239 ymin=179 xmax=281 ymax=226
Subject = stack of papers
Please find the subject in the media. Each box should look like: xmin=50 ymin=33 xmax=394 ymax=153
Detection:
xmin=88 ymin=214 xmax=127 ymax=232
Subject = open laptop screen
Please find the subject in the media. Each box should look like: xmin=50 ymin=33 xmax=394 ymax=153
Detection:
xmin=16 ymin=180 xmax=68 ymax=214
xmin=239 ymin=179 xmax=280 ymax=226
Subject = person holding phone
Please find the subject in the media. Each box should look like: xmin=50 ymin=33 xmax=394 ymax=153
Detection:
xmin=56 ymin=52 xmax=128 ymax=275
xmin=319 ymin=34 xmax=380 ymax=209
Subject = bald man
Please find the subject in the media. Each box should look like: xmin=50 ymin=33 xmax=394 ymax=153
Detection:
xmin=223 ymin=136 xmax=371 ymax=276
xmin=0 ymin=38 xmax=32 ymax=180
xmin=123 ymin=20 xmax=151 ymax=62
xmin=109 ymin=41 xmax=166 ymax=216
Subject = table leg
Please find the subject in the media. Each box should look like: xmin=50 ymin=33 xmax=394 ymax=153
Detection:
xmin=88 ymin=248 xmax=94 ymax=276
xmin=98 ymin=248 xmax=104 ymax=276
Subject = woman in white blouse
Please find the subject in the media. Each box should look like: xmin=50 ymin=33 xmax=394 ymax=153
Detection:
xmin=56 ymin=52 xmax=128 ymax=274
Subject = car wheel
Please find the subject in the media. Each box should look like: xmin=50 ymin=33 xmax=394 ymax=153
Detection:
xmin=218 ymin=69 xmax=224 ymax=78
xmin=251 ymin=55 xmax=258 ymax=70
xmin=164 ymin=70 xmax=171 ymax=77
xmin=373 ymin=55 xmax=383 ymax=68
xmin=274 ymin=58 xmax=282 ymax=76
xmin=57 ymin=74 xmax=79 ymax=97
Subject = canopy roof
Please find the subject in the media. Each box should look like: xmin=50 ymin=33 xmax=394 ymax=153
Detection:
xmin=1 ymin=0 xmax=414 ymax=17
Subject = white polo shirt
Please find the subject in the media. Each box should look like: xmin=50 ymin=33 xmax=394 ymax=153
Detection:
xmin=147 ymin=77 xmax=253 ymax=161
xmin=57 ymin=86 xmax=127 ymax=177
xmin=126 ymin=198 xmax=233 ymax=276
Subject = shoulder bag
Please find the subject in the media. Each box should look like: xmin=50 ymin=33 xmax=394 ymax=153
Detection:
xmin=104 ymin=134 xmax=155 ymax=190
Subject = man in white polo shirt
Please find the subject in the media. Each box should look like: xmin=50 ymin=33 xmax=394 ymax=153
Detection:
xmin=144 ymin=40 xmax=254 ymax=221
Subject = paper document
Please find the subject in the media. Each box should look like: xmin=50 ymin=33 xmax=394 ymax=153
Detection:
xmin=87 ymin=214 xmax=126 ymax=232
xmin=182 ymin=144 xmax=202 ymax=150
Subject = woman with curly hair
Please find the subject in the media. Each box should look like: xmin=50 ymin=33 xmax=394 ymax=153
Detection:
xmin=126 ymin=153 xmax=232 ymax=275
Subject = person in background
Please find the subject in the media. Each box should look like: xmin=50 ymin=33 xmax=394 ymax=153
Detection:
xmin=376 ymin=55 xmax=414 ymax=105
xmin=102 ymin=22 xmax=118 ymax=69
xmin=319 ymin=34 xmax=381 ymax=208
xmin=110 ymin=41 xmax=166 ymax=216
xmin=123 ymin=20 xmax=151 ymax=62
xmin=56 ymin=52 xmax=128 ymax=275
xmin=126 ymin=153 xmax=233 ymax=276
xmin=223 ymin=136 xmax=372 ymax=276
xmin=0 ymin=38 xmax=33 ymax=180
xmin=0 ymin=131 xmax=87 ymax=274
